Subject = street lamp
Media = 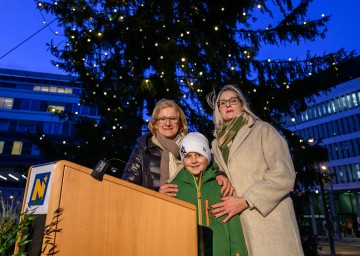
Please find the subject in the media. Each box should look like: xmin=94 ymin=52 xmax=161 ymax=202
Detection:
xmin=317 ymin=164 xmax=336 ymax=256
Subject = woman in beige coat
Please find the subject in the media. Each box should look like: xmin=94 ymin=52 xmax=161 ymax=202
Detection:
xmin=207 ymin=85 xmax=304 ymax=256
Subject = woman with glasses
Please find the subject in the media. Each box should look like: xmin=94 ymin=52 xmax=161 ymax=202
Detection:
xmin=122 ymin=99 xmax=233 ymax=196
xmin=207 ymin=85 xmax=304 ymax=256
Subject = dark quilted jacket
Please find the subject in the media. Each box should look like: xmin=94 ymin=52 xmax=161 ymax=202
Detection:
xmin=122 ymin=133 xmax=162 ymax=191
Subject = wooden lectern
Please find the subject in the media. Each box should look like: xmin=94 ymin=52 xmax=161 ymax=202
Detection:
xmin=17 ymin=160 xmax=197 ymax=255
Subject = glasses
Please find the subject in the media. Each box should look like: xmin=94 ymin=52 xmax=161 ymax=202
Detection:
xmin=218 ymin=97 xmax=240 ymax=108
xmin=156 ymin=116 xmax=179 ymax=124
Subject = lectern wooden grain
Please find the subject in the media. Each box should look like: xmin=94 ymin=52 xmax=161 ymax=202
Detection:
xmin=17 ymin=160 xmax=197 ymax=255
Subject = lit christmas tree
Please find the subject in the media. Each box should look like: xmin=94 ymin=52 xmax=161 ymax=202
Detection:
xmin=33 ymin=1 xmax=356 ymax=252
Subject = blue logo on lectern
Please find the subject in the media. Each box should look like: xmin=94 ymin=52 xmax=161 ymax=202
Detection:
xmin=29 ymin=172 xmax=51 ymax=206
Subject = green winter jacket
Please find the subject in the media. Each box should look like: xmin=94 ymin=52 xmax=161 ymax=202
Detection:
xmin=171 ymin=163 xmax=247 ymax=256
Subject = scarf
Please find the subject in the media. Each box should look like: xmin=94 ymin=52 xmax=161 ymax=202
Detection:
xmin=154 ymin=131 xmax=184 ymax=186
xmin=217 ymin=114 xmax=248 ymax=164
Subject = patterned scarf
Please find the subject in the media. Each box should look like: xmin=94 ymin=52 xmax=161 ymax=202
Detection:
xmin=217 ymin=114 xmax=248 ymax=164
xmin=155 ymin=131 xmax=184 ymax=186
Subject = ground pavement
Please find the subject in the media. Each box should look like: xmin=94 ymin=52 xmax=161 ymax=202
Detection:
xmin=317 ymin=236 xmax=360 ymax=256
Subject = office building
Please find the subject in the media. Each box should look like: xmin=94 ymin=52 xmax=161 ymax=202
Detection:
xmin=286 ymin=76 xmax=360 ymax=237
xmin=0 ymin=68 xmax=100 ymax=203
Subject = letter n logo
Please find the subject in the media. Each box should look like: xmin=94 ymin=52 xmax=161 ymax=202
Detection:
xmin=29 ymin=172 xmax=51 ymax=206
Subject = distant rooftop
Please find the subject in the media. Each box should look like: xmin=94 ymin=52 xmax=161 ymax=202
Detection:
xmin=307 ymin=76 xmax=360 ymax=106
xmin=0 ymin=67 xmax=75 ymax=82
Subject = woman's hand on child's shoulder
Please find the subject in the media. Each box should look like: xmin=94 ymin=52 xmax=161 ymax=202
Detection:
xmin=159 ymin=183 xmax=178 ymax=197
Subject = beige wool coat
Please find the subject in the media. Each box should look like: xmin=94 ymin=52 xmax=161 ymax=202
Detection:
xmin=211 ymin=116 xmax=304 ymax=256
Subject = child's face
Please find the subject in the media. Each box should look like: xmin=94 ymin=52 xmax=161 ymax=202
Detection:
xmin=183 ymin=152 xmax=209 ymax=176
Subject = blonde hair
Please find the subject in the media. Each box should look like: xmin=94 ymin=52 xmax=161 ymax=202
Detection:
xmin=148 ymin=99 xmax=188 ymax=135
xmin=207 ymin=84 xmax=260 ymax=136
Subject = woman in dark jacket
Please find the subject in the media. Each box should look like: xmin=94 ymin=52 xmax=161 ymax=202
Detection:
xmin=122 ymin=99 xmax=233 ymax=195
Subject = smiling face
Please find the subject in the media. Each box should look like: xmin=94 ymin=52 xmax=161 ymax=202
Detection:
xmin=183 ymin=152 xmax=209 ymax=176
xmin=154 ymin=107 xmax=180 ymax=139
xmin=218 ymin=90 xmax=244 ymax=122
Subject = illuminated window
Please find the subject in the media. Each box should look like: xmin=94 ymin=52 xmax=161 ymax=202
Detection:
xmin=330 ymin=100 xmax=336 ymax=113
xmin=351 ymin=92 xmax=358 ymax=107
xmin=49 ymin=86 xmax=58 ymax=93
xmin=0 ymin=141 xmax=4 ymax=154
xmin=65 ymin=88 xmax=72 ymax=94
xmin=346 ymin=95 xmax=352 ymax=108
xmin=355 ymin=164 xmax=360 ymax=181
xmin=34 ymin=85 xmax=73 ymax=94
xmin=57 ymin=87 xmax=65 ymax=93
xmin=0 ymin=97 xmax=13 ymax=109
xmin=47 ymin=105 xmax=65 ymax=113
xmin=11 ymin=141 xmax=23 ymax=155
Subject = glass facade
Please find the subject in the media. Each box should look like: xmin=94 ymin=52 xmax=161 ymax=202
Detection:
xmin=286 ymin=77 xmax=360 ymax=237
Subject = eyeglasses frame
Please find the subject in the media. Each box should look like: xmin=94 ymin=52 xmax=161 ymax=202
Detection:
xmin=217 ymin=97 xmax=241 ymax=108
xmin=156 ymin=116 xmax=179 ymax=124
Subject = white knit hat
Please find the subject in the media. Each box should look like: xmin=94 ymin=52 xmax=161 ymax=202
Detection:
xmin=179 ymin=132 xmax=211 ymax=163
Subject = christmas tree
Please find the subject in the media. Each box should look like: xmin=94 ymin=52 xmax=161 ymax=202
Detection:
xmin=33 ymin=1 xmax=356 ymax=252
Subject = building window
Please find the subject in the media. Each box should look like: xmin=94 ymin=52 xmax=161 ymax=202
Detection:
xmin=34 ymin=85 xmax=73 ymax=94
xmin=304 ymin=127 xmax=309 ymax=140
xmin=354 ymin=164 xmax=360 ymax=182
xmin=0 ymin=119 xmax=9 ymax=131
xmin=332 ymin=121 xmax=338 ymax=136
xmin=313 ymin=107 xmax=317 ymax=119
xmin=342 ymin=142 xmax=349 ymax=158
xmin=16 ymin=120 xmax=37 ymax=132
xmin=351 ymin=92 xmax=358 ymax=107
xmin=72 ymin=104 xmax=86 ymax=115
xmin=318 ymin=124 xmax=324 ymax=138
xmin=11 ymin=141 xmax=23 ymax=155
xmin=20 ymin=99 xmax=40 ymax=111
xmin=338 ymin=119 xmax=345 ymax=135
xmin=326 ymin=145 xmax=333 ymax=161
xmin=327 ymin=101 xmax=332 ymax=114
xmin=47 ymin=105 xmax=65 ymax=113
xmin=349 ymin=140 xmax=355 ymax=157
xmin=0 ymin=141 xmax=4 ymax=154
xmin=346 ymin=95 xmax=352 ymax=109
xmin=338 ymin=167 xmax=345 ymax=183
xmin=332 ymin=144 xmax=339 ymax=160
xmin=31 ymin=144 xmax=40 ymax=156
xmin=43 ymin=122 xmax=63 ymax=135
xmin=321 ymin=123 xmax=328 ymax=138
xmin=321 ymin=104 xmax=327 ymax=116
xmin=330 ymin=100 xmax=336 ymax=114
xmin=354 ymin=114 xmax=360 ymax=131
xmin=0 ymin=97 xmax=13 ymax=109
xmin=336 ymin=98 xmax=343 ymax=112
xmin=342 ymin=95 xmax=349 ymax=109
xmin=354 ymin=138 xmax=360 ymax=156
xmin=347 ymin=164 xmax=356 ymax=183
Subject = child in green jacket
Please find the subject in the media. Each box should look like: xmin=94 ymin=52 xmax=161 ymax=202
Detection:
xmin=172 ymin=132 xmax=247 ymax=256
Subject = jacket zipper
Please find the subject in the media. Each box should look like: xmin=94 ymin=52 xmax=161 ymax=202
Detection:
xmin=191 ymin=172 xmax=205 ymax=256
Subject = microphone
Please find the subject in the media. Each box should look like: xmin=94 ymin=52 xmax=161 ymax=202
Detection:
xmin=91 ymin=158 xmax=128 ymax=181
